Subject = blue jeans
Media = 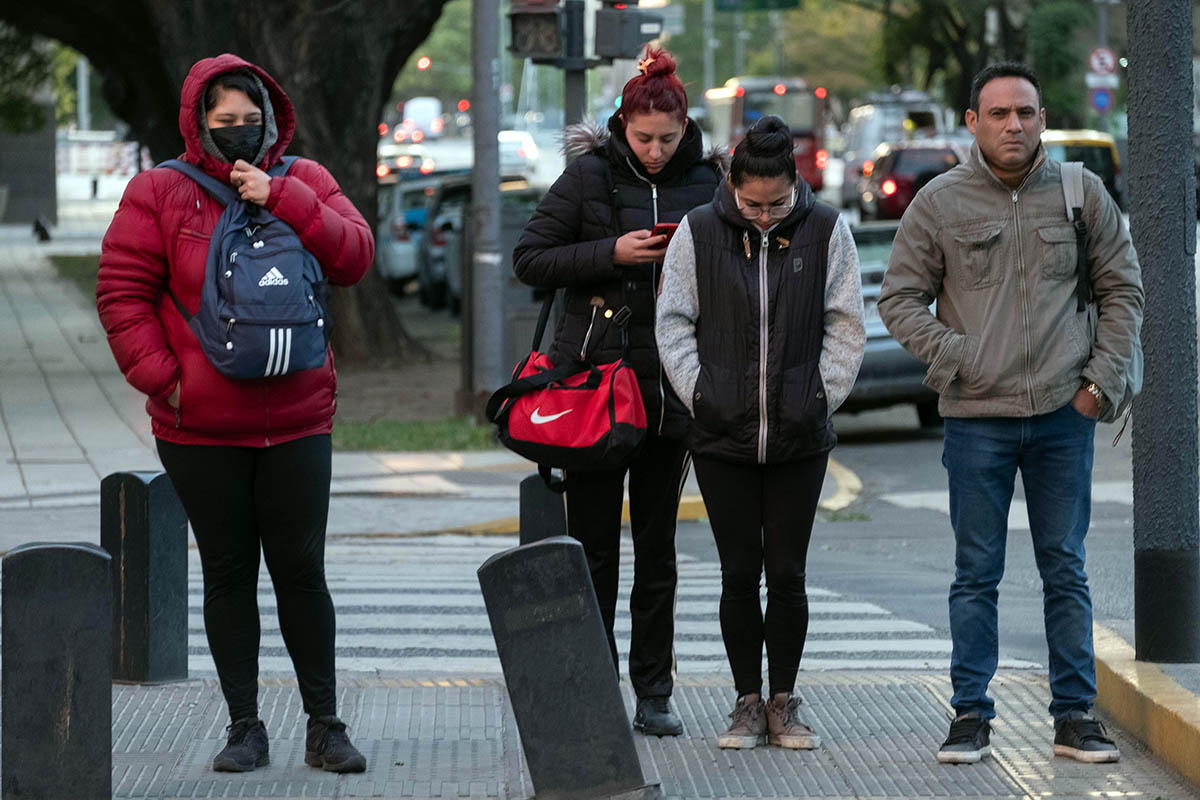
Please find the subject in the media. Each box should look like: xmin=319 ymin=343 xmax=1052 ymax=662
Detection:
xmin=942 ymin=404 xmax=1097 ymax=721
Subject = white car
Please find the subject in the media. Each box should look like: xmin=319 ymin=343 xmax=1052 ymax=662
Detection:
xmin=498 ymin=130 xmax=540 ymax=178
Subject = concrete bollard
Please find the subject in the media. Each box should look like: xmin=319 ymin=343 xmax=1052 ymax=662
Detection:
xmin=478 ymin=537 xmax=662 ymax=800
xmin=519 ymin=473 xmax=567 ymax=545
xmin=101 ymin=471 xmax=189 ymax=683
xmin=2 ymin=543 xmax=112 ymax=800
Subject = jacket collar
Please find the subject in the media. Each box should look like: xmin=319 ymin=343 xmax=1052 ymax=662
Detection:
xmin=969 ymin=140 xmax=1048 ymax=194
xmin=560 ymin=116 xmax=728 ymax=179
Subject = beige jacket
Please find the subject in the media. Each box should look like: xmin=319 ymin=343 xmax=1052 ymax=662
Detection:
xmin=878 ymin=142 xmax=1143 ymax=422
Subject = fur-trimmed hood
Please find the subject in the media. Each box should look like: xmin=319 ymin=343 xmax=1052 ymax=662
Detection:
xmin=561 ymin=117 xmax=729 ymax=177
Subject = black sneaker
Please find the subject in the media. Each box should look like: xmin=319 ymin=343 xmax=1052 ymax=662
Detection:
xmin=633 ymin=695 xmax=683 ymax=736
xmin=305 ymin=715 xmax=367 ymax=773
xmin=936 ymin=712 xmax=991 ymax=764
xmin=1054 ymin=710 xmax=1120 ymax=763
xmin=213 ymin=717 xmax=269 ymax=772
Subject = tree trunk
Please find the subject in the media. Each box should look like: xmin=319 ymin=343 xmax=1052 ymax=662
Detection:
xmin=2 ymin=0 xmax=452 ymax=363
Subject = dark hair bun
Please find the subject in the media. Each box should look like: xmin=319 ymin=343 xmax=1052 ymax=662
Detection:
xmin=743 ymin=115 xmax=792 ymax=158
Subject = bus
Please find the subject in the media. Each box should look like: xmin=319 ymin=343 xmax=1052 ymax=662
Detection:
xmin=704 ymin=76 xmax=827 ymax=191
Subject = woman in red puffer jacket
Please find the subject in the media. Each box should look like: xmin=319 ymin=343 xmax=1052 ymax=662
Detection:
xmin=97 ymin=54 xmax=372 ymax=775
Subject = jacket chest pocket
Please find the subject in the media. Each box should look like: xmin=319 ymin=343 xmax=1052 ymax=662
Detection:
xmin=950 ymin=224 xmax=1003 ymax=290
xmin=1037 ymin=225 xmax=1078 ymax=280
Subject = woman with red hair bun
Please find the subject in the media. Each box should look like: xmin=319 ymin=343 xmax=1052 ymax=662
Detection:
xmin=515 ymin=47 xmax=725 ymax=737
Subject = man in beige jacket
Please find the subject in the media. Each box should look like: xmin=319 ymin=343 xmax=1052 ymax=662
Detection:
xmin=878 ymin=63 xmax=1143 ymax=767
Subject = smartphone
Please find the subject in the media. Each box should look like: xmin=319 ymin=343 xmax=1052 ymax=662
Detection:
xmin=651 ymin=222 xmax=679 ymax=244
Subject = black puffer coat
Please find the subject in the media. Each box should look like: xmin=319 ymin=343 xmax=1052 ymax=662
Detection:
xmin=513 ymin=115 xmax=725 ymax=439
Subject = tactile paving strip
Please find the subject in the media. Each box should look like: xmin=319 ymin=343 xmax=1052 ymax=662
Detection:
xmin=102 ymin=671 xmax=1197 ymax=799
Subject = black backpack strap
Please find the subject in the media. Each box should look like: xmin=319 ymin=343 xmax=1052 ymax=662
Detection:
xmin=157 ymin=159 xmax=238 ymax=207
xmin=484 ymin=359 xmax=600 ymax=422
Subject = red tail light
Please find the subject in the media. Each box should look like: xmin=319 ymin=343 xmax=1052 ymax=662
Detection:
xmin=862 ymin=160 xmax=875 ymax=178
xmin=376 ymin=164 xmax=390 ymax=178
xmin=429 ymin=229 xmax=446 ymax=247
xmin=881 ymin=179 xmax=898 ymax=197
xmin=815 ymin=149 xmax=829 ymax=170
xmin=412 ymin=130 xmax=425 ymax=143
xmin=390 ymin=219 xmax=409 ymax=241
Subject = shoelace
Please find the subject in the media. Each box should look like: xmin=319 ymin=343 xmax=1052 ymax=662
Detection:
xmin=943 ymin=716 xmax=986 ymax=746
xmin=225 ymin=718 xmax=258 ymax=745
xmin=729 ymin=698 xmax=760 ymax=724
xmin=314 ymin=718 xmax=350 ymax=750
xmin=1067 ymin=717 xmax=1114 ymax=745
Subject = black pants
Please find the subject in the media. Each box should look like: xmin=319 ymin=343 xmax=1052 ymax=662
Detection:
xmin=157 ymin=434 xmax=336 ymax=721
xmin=565 ymin=434 xmax=689 ymax=698
xmin=692 ymin=452 xmax=828 ymax=698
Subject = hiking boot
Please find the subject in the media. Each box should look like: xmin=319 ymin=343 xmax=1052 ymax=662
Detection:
xmin=1053 ymin=710 xmax=1120 ymax=763
xmin=765 ymin=693 xmax=820 ymax=749
xmin=213 ymin=717 xmax=269 ymax=772
xmin=717 ymin=694 xmax=767 ymax=749
xmin=633 ymin=696 xmax=683 ymax=736
xmin=305 ymin=715 xmax=367 ymax=773
xmin=936 ymin=712 xmax=991 ymax=764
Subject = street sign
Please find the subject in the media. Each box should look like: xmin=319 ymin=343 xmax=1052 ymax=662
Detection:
xmin=1090 ymin=87 xmax=1114 ymax=113
xmin=1085 ymin=72 xmax=1120 ymax=89
xmin=1089 ymin=46 xmax=1117 ymax=75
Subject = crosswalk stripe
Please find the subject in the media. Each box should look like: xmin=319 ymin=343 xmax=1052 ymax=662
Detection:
xmin=183 ymin=534 xmax=1040 ymax=676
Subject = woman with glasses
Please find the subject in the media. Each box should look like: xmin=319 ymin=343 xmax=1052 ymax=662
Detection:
xmin=656 ymin=115 xmax=865 ymax=750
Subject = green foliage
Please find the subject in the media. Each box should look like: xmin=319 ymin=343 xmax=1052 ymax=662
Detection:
xmin=48 ymin=254 xmax=100 ymax=301
xmin=0 ymin=24 xmax=51 ymax=133
xmin=1026 ymin=0 xmax=1094 ymax=127
xmin=332 ymin=418 xmax=499 ymax=451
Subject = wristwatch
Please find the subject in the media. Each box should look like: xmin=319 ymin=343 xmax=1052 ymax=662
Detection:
xmin=1083 ymin=381 xmax=1106 ymax=411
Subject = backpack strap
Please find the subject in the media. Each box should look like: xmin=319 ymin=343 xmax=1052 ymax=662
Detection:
xmin=1061 ymin=162 xmax=1092 ymax=311
xmin=158 ymin=159 xmax=238 ymax=207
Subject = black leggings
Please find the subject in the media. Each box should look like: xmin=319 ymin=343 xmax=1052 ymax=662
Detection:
xmin=157 ymin=434 xmax=336 ymax=721
xmin=691 ymin=452 xmax=828 ymax=698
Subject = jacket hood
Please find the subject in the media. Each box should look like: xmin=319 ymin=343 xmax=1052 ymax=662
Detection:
xmin=712 ymin=174 xmax=816 ymax=244
xmin=561 ymin=117 xmax=729 ymax=177
xmin=178 ymin=54 xmax=295 ymax=177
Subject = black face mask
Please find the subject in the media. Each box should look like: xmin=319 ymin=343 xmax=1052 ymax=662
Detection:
xmin=210 ymin=124 xmax=264 ymax=164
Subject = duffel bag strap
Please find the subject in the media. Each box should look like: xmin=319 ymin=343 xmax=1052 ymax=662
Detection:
xmin=484 ymin=359 xmax=601 ymax=422
xmin=530 ymin=291 xmax=555 ymax=352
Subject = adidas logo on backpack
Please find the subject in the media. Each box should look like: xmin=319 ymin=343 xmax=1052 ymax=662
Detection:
xmin=258 ymin=267 xmax=290 ymax=287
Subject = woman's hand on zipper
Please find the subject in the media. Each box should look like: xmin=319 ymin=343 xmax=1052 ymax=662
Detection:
xmin=614 ymin=230 xmax=668 ymax=266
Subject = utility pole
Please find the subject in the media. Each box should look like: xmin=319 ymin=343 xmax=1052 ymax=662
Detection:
xmin=770 ymin=10 xmax=784 ymax=75
xmin=733 ymin=9 xmax=746 ymax=75
xmin=76 ymin=56 xmax=90 ymax=131
xmin=702 ymin=0 xmax=715 ymax=93
xmin=563 ymin=0 xmax=588 ymax=125
xmin=1127 ymin=0 xmax=1200 ymax=662
xmin=468 ymin=0 xmax=505 ymax=412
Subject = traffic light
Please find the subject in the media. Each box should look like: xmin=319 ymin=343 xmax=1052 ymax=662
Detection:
xmin=509 ymin=0 xmax=565 ymax=61
xmin=594 ymin=1 xmax=663 ymax=61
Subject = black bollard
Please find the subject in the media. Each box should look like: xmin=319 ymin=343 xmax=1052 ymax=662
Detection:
xmin=101 ymin=471 xmax=189 ymax=683
xmin=2 ymin=543 xmax=112 ymax=800
xmin=478 ymin=537 xmax=661 ymax=800
xmin=519 ymin=472 xmax=567 ymax=545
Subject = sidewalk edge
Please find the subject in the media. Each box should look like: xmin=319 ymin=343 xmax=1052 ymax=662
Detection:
xmin=1093 ymin=622 xmax=1200 ymax=790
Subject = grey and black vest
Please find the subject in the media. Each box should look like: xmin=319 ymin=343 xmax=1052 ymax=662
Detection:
xmin=686 ymin=181 xmax=839 ymax=464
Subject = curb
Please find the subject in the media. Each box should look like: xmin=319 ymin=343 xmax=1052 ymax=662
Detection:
xmin=1093 ymin=623 xmax=1200 ymax=790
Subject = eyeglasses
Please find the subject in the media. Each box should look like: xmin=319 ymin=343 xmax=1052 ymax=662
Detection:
xmin=735 ymin=188 xmax=796 ymax=220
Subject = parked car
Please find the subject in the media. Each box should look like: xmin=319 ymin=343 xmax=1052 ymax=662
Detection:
xmin=840 ymin=89 xmax=952 ymax=208
xmin=1041 ymin=129 xmax=1123 ymax=210
xmin=857 ymin=139 xmax=965 ymax=220
xmin=374 ymin=172 xmax=438 ymax=293
xmin=842 ymin=220 xmax=940 ymax=427
xmin=498 ymin=130 xmax=541 ymax=178
xmin=417 ymin=175 xmax=546 ymax=314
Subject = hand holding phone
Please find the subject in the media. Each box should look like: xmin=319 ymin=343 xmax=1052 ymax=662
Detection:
xmin=651 ymin=222 xmax=679 ymax=244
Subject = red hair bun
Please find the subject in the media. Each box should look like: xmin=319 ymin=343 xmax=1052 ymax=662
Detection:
xmin=621 ymin=46 xmax=687 ymax=121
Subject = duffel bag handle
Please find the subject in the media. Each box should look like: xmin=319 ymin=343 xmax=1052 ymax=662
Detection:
xmin=484 ymin=359 xmax=600 ymax=422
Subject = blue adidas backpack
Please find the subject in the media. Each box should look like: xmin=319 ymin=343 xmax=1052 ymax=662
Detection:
xmin=159 ymin=157 xmax=328 ymax=380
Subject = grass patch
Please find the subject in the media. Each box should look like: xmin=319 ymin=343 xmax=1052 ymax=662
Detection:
xmin=332 ymin=417 xmax=499 ymax=451
xmin=48 ymin=254 xmax=101 ymax=300
xmin=822 ymin=508 xmax=871 ymax=523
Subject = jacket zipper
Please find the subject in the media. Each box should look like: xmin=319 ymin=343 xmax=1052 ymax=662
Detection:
xmin=626 ymin=158 xmax=667 ymax=436
xmin=1011 ymin=190 xmax=1035 ymax=413
xmin=757 ymin=229 xmax=770 ymax=464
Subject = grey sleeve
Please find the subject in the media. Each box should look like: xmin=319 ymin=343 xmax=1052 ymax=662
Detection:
xmin=656 ymin=215 xmax=701 ymax=415
xmin=819 ymin=215 xmax=866 ymax=414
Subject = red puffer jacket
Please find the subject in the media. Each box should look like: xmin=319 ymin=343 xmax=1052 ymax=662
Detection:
xmin=97 ymin=54 xmax=373 ymax=447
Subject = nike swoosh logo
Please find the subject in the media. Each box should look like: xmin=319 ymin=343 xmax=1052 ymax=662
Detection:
xmin=530 ymin=407 xmax=573 ymax=425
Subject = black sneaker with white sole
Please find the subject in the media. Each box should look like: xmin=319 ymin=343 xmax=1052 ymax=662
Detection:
xmin=213 ymin=717 xmax=269 ymax=772
xmin=1053 ymin=710 xmax=1120 ymax=763
xmin=936 ymin=712 xmax=991 ymax=764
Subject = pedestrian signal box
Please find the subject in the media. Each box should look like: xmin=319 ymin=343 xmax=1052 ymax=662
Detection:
xmin=594 ymin=1 xmax=663 ymax=60
xmin=509 ymin=0 xmax=565 ymax=62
